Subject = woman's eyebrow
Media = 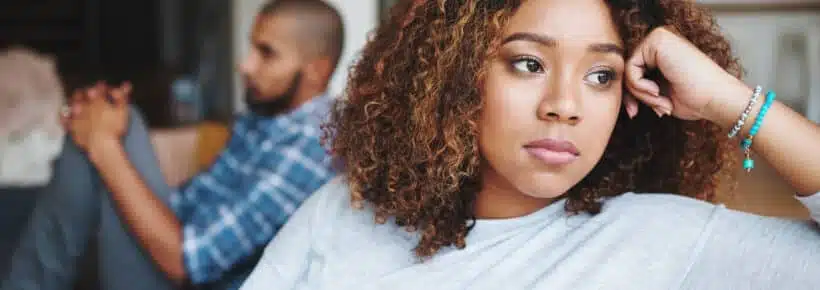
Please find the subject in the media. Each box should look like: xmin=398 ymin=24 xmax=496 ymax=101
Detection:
xmin=502 ymin=32 xmax=624 ymax=57
xmin=588 ymin=43 xmax=624 ymax=57
xmin=502 ymin=32 xmax=557 ymax=47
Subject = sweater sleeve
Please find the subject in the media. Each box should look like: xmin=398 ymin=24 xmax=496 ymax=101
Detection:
xmin=679 ymin=193 xmax=820 ymax=290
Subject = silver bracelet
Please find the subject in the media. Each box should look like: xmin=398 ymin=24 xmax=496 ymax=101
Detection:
xmin=727 ymin=85 xmax=762 ymax=138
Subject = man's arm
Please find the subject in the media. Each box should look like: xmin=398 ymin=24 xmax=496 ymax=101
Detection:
xmin=88 ymin=137 xmax=187 ymax=285
xmin=71 ymin=83 xmax=333 ymax=285
xmin=86 ymin=113 xmax=249 ymax=286
xmin=67 ymin=83 xmax=187 ymax=285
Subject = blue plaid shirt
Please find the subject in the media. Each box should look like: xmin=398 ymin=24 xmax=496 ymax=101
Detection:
xmin=169 ymin=95 xmax=335 ymax=288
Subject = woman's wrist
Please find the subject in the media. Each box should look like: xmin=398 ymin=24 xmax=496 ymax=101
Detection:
xmin=702 ymin=79 xmax=757 ymax=131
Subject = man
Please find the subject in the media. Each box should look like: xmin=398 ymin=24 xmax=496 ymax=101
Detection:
xmin=1 ymin=1 xmax=345 ymax=289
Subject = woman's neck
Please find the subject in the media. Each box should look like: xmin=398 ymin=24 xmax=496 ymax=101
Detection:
xmin=474 ymin=172 xmax=557 ymax=219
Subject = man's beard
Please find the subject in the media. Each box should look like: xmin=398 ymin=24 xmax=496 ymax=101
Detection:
xmin=245 ymin=71 xmax=302 ymax=117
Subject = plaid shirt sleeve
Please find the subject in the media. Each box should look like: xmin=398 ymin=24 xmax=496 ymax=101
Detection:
xmin=171 ymin=118 xmax=334 ymax=285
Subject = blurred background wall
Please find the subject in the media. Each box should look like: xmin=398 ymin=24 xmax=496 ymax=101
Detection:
xmin=704 ymin=0 xmax=820 ymax=123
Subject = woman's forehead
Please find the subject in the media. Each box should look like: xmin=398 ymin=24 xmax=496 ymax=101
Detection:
xmin=504 ymin=0 xmax=622 ymax=46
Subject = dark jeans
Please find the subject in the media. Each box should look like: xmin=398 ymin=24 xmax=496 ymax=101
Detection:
xmin=1 ymin=109 xmax=176 ymax=290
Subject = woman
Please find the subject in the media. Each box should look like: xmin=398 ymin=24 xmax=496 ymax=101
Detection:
xmin=242 ymin=0 xmax=820 ymax=289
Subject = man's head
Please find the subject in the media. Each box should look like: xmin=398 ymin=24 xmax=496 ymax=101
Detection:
xmin=239 ymin=0 xmax=345 ymax=116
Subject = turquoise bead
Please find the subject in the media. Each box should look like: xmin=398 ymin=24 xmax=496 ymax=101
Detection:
xmin=738 ymin=90 xmax=776 ymax=173
xmin=767 ymin=91 xmax=777 ymax=99
xmin=743 ymin=159 xmax=755 ymax=170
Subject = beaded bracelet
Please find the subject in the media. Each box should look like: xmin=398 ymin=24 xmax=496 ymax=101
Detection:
xmin=728 ymin=85 xmax=762 ymax=138
xmin=741 ymin=91 xmax=776 ymax=172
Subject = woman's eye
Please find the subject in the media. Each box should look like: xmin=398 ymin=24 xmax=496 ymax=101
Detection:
xmin=584 ymin=70 xmax=615 ymax=85
xmin=511 ymin=58 xmax=544 ymax=73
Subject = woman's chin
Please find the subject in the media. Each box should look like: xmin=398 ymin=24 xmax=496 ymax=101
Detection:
xmin=514 ymin=174 xmax=578 ymax=200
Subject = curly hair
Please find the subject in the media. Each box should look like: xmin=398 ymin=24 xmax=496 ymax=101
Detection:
xmin=325 ymin=0 xmax=742 ymax=258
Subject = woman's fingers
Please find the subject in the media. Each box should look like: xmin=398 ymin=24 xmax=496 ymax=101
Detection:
xmin=625 ymin=82 xmax=673 ymax=118
xmin=625 ymin=78 xmax=671 ymax=117
xmin=623 ymin=93 xmax=639 ymax=119
xmin=625 ymin=36 xmax=675 ymax=117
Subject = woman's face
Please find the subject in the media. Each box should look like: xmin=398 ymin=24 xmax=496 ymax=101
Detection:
xmin=479 ymin=0 xmax=624 ymax=200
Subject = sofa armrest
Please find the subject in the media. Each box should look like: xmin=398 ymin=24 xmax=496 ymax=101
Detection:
xmin=150 ymin=127 xmax=199 ymax=187
xmin=149 ymin=122 xmax=230 ymax=187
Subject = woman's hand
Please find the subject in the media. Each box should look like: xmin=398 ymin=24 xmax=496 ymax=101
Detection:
xmin=623 ymin=26 xmax=749 ymax=124
xmin=66 ymin=82 xmax=131 ymax=152
xmin=626 ymin=28 xmax=820 ymax=195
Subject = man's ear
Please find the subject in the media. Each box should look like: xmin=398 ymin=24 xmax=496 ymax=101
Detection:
xmin=303 ymin=56 xmax=335 ymax=87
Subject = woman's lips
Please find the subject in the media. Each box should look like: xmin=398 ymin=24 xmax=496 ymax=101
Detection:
xmin=523 ymin=138 xmax=580 ymax=166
